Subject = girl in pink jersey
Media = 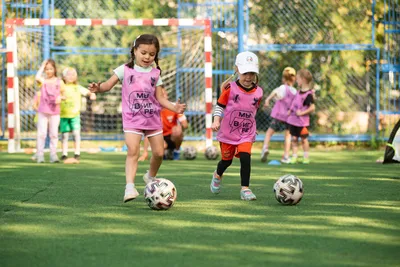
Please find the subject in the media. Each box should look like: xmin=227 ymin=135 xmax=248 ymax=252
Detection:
xmin=261 ymin=67 xmax=297 ymax=163
xmin=88 ymin=34 xmax=186 ymax=203
xmin=35 ymin=59 xmax=65 ymax=163
xmin=211 ymin=51 xmax=263 ymax=201
xmin=287 ymin=69 xmax=315 ymax=164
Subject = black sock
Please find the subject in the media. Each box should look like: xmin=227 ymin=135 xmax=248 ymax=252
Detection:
xmin=216 ymin=159 xmax=232 ymax=177
xmin=239 ymin=152 xmax=251 ymax=187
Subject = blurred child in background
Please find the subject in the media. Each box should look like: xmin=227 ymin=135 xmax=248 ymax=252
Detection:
xmin=35 ymin=59 xmax=65 ymax=163
xmin=139 ymin=89 xmax=188 ymax=161
xmin=261 ymin=67 xmax=297 ymax=163
xmin=286 ymin=69 xmax=315 ymax=164
xmin=61 ymin=67 xmax=96 ymax=162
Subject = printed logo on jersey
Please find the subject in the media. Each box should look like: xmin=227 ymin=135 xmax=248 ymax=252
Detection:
xmin=233 ymin=94 xmax=240 ymax=103
xmin=252 ymin=97 xmax=259 ymax=106
xmin=128 ymin=90 xmax=156 ymax=118
xmin=44 ymin=83 xmax=59 ymax=111
xmin=229 ymin=110 xmax=254 ymax=134
xmin=128 ymin=75 xmax=135 ymax=85
xmin=150 ymin=77 xmax=156 ymax=87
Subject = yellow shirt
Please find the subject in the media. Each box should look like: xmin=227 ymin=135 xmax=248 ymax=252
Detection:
xmin=60 ymin=84 xmax=90 ymax=118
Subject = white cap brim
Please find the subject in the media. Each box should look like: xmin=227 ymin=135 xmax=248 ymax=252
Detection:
xmin=237 ymin=64 xmax=259 ymax=74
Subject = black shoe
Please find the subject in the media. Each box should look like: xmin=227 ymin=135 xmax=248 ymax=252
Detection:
xmin=74 ymin=154 xmax=80 ymax=160
xmin=61 ymin=155 xmax=68 ymax=161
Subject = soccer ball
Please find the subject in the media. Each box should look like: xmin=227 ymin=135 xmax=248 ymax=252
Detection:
xmin=144 ymin=178 xmax=177 ymax=210
xmin=183 ymin=146 xmax=197 ymax=160
xmin=273 ymin=174 xmax=304 ymax=205
xmin=205 ymin=146 xmax=219 ymax=160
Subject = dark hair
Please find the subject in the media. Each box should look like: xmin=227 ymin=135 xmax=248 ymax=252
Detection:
xmin=126 ymin=34 xmax=161 ymax=73
xmin=45 ymin=59 xmax=58 ymax=77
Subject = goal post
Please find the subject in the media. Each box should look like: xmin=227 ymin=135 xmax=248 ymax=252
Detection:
xmin=5 ymin=18 xmax=213 ymax=153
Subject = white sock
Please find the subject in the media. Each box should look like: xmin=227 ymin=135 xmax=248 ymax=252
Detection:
xmin=62 ymin=133 xmax=69 ymax=156
xmin=73 ymin=129 xmax=81 ymax=155
xmin=292 ymin=154 xmax=298 ymax=158
xmin=125 ymin=183 xmax=134 ymax=190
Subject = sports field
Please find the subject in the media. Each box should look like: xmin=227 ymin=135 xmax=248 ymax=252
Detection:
xmin=0 ymin=149 xmax=399 ymax=267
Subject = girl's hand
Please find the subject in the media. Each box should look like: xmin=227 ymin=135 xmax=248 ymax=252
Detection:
xmin=174 ymin=99 xmax=186 ymax=114
xmin=296 ymin=110 xmax=302 ymax=116
xmin=89 ymin=93 xmax=97 ymax=101
xmin=55 ymin=96 xmax=62 ymax=104
xmin=211 ymin=121 xmax=220 ymax=131
xmin=263 ymin=100 xmax=270 ymax=109
xmin=88 ymin=82 xmax=101 ymax=93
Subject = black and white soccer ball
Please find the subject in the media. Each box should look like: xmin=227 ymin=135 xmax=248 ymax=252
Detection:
xmin=183 ymin=146 xmax=197 ymax=160
xmin=205 ymin=146 xmax=219 ymax=160
xmin=144 ymin=178 xmax=177 ymax=210
xmin=273 ymin=174 xmax=304 ymax=205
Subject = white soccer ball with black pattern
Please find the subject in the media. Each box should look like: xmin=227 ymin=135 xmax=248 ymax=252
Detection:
xmin=273 ymin=174 xmax=304 ymax=205
xmin=144 ymin=178 xmax=177 ymax=210
xmin=205 ymin=146 xmax=219 ymax=160
xmin=183 ymin=146 xmax=197 ymax=160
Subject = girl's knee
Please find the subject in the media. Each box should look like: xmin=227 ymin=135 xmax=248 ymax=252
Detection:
xmin=152 ymin=150 xmax=164 ymax=159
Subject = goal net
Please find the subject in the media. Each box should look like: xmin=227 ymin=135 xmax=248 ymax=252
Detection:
xmin=6 ymin=18 xmax=212 ymax=153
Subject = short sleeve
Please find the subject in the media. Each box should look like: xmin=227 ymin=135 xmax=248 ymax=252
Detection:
xmin=113 ymin=65 xmax=125 ymax=82
xmin=157 ymin=76 xmax=163 ymax=86
xmin=78 ymin=85 xmax=90 ymax=96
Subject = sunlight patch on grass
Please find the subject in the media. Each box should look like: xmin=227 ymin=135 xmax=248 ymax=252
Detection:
xmin=287 ymin=215 xmax=399 ymax=230
xmin=15 ymin=202 xmax=69 ymax=210
xmin=368 ymin=177 xmax=400 ymax=182
xmin=316 ymin=203 xmax=400 ymax=211
xmin=226 ymin=244 xmax=302 ymax=255
xmin=82 ymin=212 xmax=135 ymax=220
xmin=324 ymin=230 xmax=400 ymax=245
xmin=197 ymin=210 xmax=265 ymax=219
xmin=1 ymin=223 xmax=147 ymax=237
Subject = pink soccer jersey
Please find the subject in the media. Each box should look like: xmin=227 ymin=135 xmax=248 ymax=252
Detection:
xmin=121 ymin=65 xmax=162 ymax=130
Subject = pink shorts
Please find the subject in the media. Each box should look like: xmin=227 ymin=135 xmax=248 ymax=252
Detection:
xmin=123 ymin=128 xmax=163 ymax=137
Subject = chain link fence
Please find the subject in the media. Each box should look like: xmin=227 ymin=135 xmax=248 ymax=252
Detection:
xmin=1 ymin=0 xmax=397 ymax=147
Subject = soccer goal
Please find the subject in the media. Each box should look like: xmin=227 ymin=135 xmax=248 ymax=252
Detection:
xmin=5 ymin=18 xmax=213 ymax=153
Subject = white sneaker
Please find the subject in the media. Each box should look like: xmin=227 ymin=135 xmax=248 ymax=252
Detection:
xmin=123 ymin=187 xmax=139 ymax=203
xmin=261 ymin=149 xmax=269 ymax=162
xmin=37 ymin=155 xmax=45 ymax=163
xmin=281 ymin=157 xmax=290 ymax=164
xmin=50 ymin=155 xmax=60 ymax=163
xmin=143 ymin=170 xmax=155 ymax=185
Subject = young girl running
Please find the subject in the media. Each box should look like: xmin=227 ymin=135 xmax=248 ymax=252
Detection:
xmin=89 ymin=34 xmax=186 ymax=203
xmin=211 ymin=51 xmax=263 ymax=201
xmin=61 ymin=67 xmax=96 ymax=162
xmin=35 ymin=59 xmax=65 ymax=163
xmin=261 ymin=67 xmax=297 ymax=163
xmin=287 ymin=69 xmax=316 ymax=164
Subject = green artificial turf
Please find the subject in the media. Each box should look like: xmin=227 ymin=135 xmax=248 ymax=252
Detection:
xmin=0 ymin=150 xmax=399 ymax=267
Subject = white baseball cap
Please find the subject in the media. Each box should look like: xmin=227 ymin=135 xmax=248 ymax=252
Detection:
xmin=235 ymin=51 xmax=259 ymax=74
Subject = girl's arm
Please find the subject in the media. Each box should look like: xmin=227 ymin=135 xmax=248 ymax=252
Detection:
xmin=263 ymin=90 xmax=278 ymax=108
xmin=35 ymin=60 xmax=47 ymax=84
xmin=220 ymin=72 xmax=236 ymax=92
xmin=156 ymin=86 xmax=186 ymax=114
xmin=296 ymin=103 xmax=315 ymax=116
xmin=88 ymin=74 xmax=119 ymax=93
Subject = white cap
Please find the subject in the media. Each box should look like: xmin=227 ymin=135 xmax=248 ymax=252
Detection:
xmin=235 ymin=51 xmax=259 ymax=74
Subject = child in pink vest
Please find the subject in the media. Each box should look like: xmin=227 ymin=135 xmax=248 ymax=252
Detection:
xmin=88 ymin=34 xmax=186 ymax=203
xmin=211 ymin=51 xmax=263 ymax=201
xmin=35 ymin=59 xmax=65 ymax=163
xmin=261 ymin=67 xmax=297 ymax=163
xmin=287 ymin=69 xmax=316 ymax=164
